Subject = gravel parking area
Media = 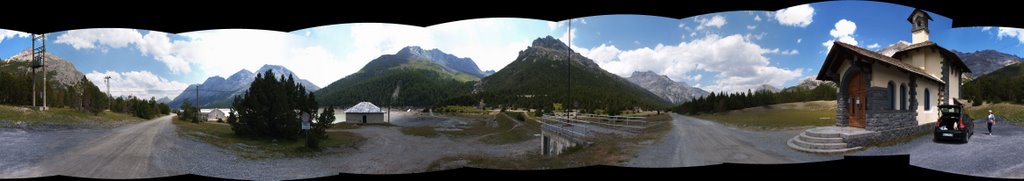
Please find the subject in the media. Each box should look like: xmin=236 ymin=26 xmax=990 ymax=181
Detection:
xmin=854 ymin=119 xmax=1024 ymax=179
xmin=625 ymin=114 xmax=841 ymax=167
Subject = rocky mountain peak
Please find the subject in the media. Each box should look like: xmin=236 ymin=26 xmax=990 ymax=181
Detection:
xmin=531 ymin=36 xmax=570 ymax=51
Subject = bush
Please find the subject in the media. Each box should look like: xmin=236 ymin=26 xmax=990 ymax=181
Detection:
xmin=306 ymin=105 xmax=336 ymax=149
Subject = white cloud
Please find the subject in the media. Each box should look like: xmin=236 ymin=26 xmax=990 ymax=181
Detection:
xmin=997 ymin=27 xmax=1024 ymax=44
xmin=697 ymin=15 xmax=727 ymax=30
xmin=747 ymin=25 xmax=757 ymax=30
xmin=0 ymin=29 xmax=30 ymax=45
xmin=829 ymin=19 xmax=857 ymax=37
xmin=775 ymin=4 xmax=815 ymax=27
xmin=754 ymin=15 xmax=762 ymax=22
xmin=575 ymin=18 xmax=587 ymax=24
xmin=867 ymin=43 xmax=880 ymax=49
xmin=981 ymin=27 xmax=992 ymax=31
xmin=765 ymin=48 xmax=800 ymax=55
xmin=744 ymin=32 xmax=767 ymax=40
xmin=429 ymin=18 xmax=550 ymax=73
xmin=546 ymin=18 xmax=585 ymax=30
xmin=85 ymin=70 xmax=190 ymax=100
xmin=181 ymin=29 xmax=346 ymax=87
xmin=822 ymin=19 xmax=859 ymax=51
xmin=581 ymin=34 xmax=802 ymax=93
xmin=54 ymin=29 xmax=194 ymax=74
xmin=54 ymin=29 xmax=142 ymax=50
xmin=584 ymin=44 xmax=622 ymax=65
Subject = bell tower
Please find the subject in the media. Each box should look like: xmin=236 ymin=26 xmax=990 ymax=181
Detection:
xmin=908 ymin=9 xmax=932 ymax=44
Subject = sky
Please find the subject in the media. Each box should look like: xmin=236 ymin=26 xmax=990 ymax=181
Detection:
xmin=2 ymin=1 xmax=1024 ymax=100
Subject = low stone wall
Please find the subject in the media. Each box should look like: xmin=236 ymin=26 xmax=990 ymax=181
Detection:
xmin=844 ymin=122 xmax=935 ymax=147
xmin=865 ymin=111 xmax=917 ymax=131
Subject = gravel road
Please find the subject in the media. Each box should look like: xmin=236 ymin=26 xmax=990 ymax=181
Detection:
xmin=0 ymin=127 xmax=110 ymax=177
xmin=854 ymin=119 xmax=1024 ymax=178
xmin=4 ymin=115 xmax=176 ymax=178
xmin=624 ymin=113 xmax=840 ymax=167
xmin=1 ymin=114 xmax=539 ymax=180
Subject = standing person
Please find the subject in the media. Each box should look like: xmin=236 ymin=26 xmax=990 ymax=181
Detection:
xmin=987 ymin=110 xmax=996 ymax=135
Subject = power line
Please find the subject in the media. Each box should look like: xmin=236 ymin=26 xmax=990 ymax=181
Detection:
xmin=105 ymin=89 xmax=243 ymax=93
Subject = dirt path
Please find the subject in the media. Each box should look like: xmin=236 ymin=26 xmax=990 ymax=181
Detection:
xmin=625 ymin=114 xmax=837 ymax=167
xmin=326 ymin=126 xmax=538 ymax=174
xmin=9 ymin=115 xmax=175 ymax=179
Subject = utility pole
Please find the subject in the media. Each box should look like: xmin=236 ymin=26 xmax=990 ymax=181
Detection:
xmin=196 ymin=84 xmax=200 ymax=122
xmin=389 ymin=80 xmax=401 ymax=123
xmin=31 ymin=34 xmax=47 ymax=110
xmin=104 ymin=76 xmax=111 ymax=111
xmin=567 ymin=20 xmax=571 ymax=119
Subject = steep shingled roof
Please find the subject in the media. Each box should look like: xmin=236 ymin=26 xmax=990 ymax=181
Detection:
xmin=344 ymin=102 xmax=383 ymax=113
xmin=891 ymin=41 xmax=972 ymax=73
xmin=818 ymin=41 xmax=943 ymax=83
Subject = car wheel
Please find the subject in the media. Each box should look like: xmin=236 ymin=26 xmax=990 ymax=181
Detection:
xmin=963 ymin=133 xmax=970 ymax=143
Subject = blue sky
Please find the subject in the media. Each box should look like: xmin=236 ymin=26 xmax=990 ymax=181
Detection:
xmin=2 ymin=1 xmax=1024 ymax=99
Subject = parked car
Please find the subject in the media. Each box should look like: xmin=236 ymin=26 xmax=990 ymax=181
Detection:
xmin=934 ymin=104 xmax=973 ymax=143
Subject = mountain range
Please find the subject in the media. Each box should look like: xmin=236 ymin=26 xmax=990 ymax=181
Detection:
xmin=474 ymin=36 xmax=671 ymax=110
xmin=168 ymin=64 xmax=320 ymax=108
xmin=625 ymin=71 xmax=708 ymax=105
xmin=314 ymin=46 xmax=481 ymax=107
xmin=876 ymin=41 xmax=1022 ymax=78
xmin=952 ymin=49 xmax=1023 ymax=78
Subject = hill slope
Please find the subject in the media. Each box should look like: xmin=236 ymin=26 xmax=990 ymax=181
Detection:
xmin=471 ymin=36 xmax=670 ymax=112
xmin=963 ymin=63 xmax=1024 ymax=104
xmin=314 ymin=47 xmax=480 ymax=107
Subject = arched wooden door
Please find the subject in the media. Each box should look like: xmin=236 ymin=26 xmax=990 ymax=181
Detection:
xmin=847 ymin=72 xmax=867 ymax=128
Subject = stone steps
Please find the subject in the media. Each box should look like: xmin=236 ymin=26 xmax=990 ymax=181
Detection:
xmin=787 ymin=127 xmax=864 ymax=154
xmin=787 ymin=138 xmax=863 ymax=154
xmin=798 ymin=132 xmax=845 ymax=144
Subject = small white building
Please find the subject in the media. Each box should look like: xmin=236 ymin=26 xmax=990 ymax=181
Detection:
xmin=200 ymin=108 xmax=227 ymax=121
xmin=345 ymin=102 xmax=385 ymax=124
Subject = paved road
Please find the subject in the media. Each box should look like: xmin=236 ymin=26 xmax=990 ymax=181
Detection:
xmin=855 ymin=119 xmax=1024 ymax=179
xmin=7 ymin=115 xmax=176 ymax=179
xmin=625 ymin=114 xmax=839 ymax=167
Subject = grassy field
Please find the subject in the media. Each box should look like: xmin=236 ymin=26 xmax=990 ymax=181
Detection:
xmin=425 ymin=114 xmax=673 ymax=170
xmin=172 ymin=117 xmax=366 ymax=159
xmin=0 ymin=105 xmax=144 ymax=128
xmin=694 ymin=101 xmax=836 ymax=130
xmin=967 ymin=103 xmax=1024 ymax=123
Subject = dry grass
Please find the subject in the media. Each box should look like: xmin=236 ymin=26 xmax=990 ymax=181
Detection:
xmin=477 ymin=113 xmax=541 ymax=145
xmin=172 ymin=117 xmax=366 ymax=159
xmin=425 ymin=114 xmax=674 ymax=170
xmin=967 ymin=103 xmax=1024 ymax=123
xmin=695 ymin=101 xmax=837 ymax=130
xmin=0 ymin=105 xmax=144 ymax=128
